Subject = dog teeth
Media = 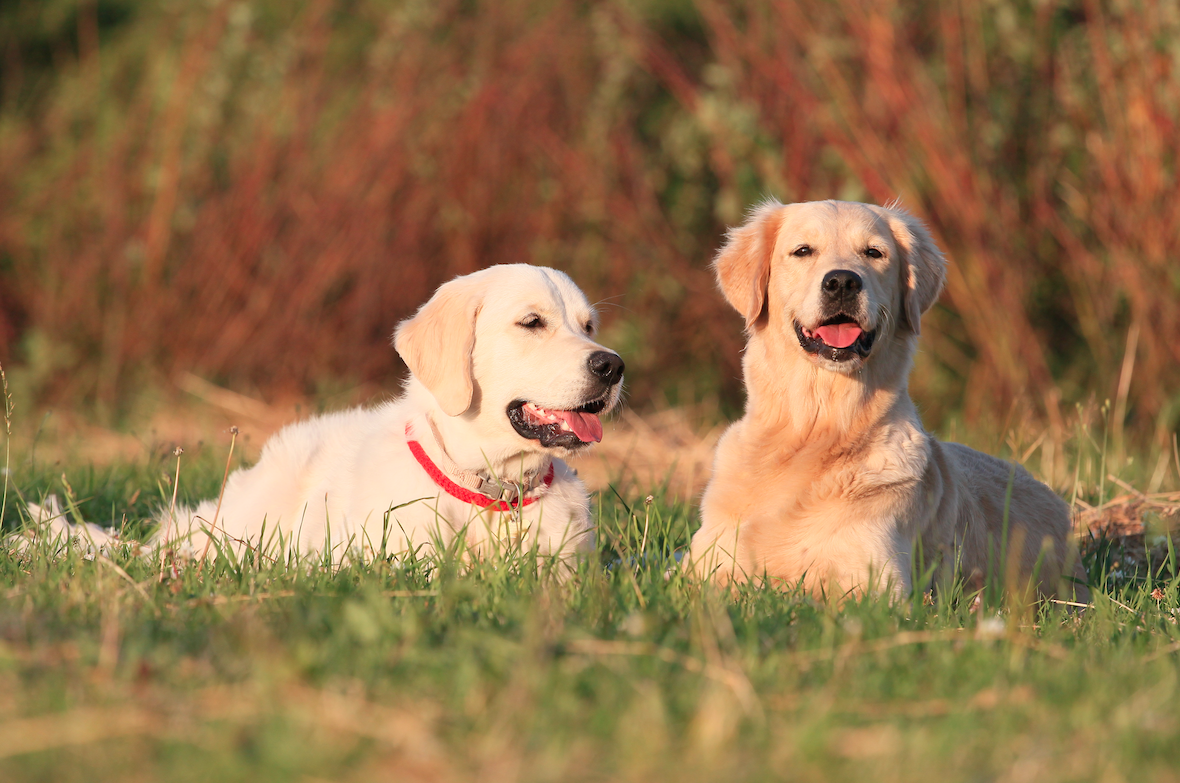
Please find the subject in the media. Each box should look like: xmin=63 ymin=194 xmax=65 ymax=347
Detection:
xmin=524 ymin=402 xmax=560 ymax=424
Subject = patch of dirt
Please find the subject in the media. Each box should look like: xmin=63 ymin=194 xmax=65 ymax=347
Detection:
xmin=570 ymin=405 xmax=724 ymax=501
xmin=1075 ymin=492 xmax=1180 ymax=580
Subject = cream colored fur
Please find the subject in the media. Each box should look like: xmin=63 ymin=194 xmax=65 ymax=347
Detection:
xmin=22 ymin=264 xmax=622 ymax=568
xmin=689 ymin=200 xmax=1087 ymax=601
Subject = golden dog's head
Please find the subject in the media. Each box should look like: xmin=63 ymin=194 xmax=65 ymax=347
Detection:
xmin=715 ymin=199 xmax=945 ymax=373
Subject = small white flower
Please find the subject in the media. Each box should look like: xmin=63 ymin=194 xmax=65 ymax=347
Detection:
xmin=620 ymin=612 xmax=646 ymax=637
xmin=977 ymin=615 xmax=1006 ymax=639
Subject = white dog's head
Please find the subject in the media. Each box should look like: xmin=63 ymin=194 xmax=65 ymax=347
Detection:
xmin=394 ymin=264 xmax=624 ymax=457
xmin=714 ymin=199 xmax=946 ymax=373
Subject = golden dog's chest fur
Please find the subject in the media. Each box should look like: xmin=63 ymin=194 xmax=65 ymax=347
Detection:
xmin=690 ymin=200 xmax=1085 ymax=600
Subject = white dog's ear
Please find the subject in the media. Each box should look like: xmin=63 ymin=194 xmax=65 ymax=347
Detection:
xmin=393 ymin=275 xmax=484 ymax=416
xmin=713 ymin=200 xmax=786 ymax=330
xmin=883 ymin=207 xmax=946 ymax=336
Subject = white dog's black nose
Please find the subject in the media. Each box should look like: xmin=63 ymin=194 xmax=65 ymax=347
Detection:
xmin=588 ymin=351 xmax=625 ymax=385
xmin=822 ymin=269 xmax=862 ymax=298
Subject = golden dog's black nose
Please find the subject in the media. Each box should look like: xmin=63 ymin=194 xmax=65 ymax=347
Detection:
xmin=822 ymin=269 xmax=862 ymax=297
xmin=588 ymin=351 xmax=625 ymax=385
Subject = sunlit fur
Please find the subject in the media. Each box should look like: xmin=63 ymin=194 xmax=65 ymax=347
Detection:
xmin=690 ymin=200 xmax=1086 ymax=601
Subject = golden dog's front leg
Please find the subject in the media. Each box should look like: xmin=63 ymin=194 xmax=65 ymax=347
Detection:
xmin=689 ymin=429 xmax=763 ymax=584
xmin=687 ymin=518 xmax=749 ymax=585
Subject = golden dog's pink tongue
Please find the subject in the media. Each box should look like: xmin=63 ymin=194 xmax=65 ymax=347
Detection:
xmin=815 ymin=323 xmax=863 ymax=349
xmin=554 ymin=410 xmax=603 ymax=443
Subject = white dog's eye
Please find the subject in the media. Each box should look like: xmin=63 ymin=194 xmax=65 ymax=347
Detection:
xmin=519 ymin=315 xmax=546 ymax=330
xmin=792 ymin=245 xmax=813 ymax=257
xmin=584 ymin=321 xmax=594 ymax=335
xmin=865 ymin=247 xmax=884 ymax=259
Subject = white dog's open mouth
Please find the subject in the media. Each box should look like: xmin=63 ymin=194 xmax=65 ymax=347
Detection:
xmin=507 ymin=399 xmax=606 ymax=448
xmin=795 ymin=314 xmax=877 ymax=363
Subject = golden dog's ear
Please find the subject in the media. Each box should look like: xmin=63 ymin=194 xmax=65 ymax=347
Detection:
xmin=713 ymin=200 xmax=786 ymax=330
xmin=393 ymin=275 xmax=484 ymax=416
xmin=884 ymin=206 xmax=946 ymax=336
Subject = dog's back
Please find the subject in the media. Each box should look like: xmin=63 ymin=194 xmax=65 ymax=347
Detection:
xmin=925 ymin=441 xmax=1086 ymax=601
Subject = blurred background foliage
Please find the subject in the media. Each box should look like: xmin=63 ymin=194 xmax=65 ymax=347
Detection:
xmin=0 ymin=0 xmax=1177 ymax=452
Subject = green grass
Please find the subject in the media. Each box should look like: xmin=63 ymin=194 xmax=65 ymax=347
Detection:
xmin=2 ymin=449 xmax=1180 ymax=782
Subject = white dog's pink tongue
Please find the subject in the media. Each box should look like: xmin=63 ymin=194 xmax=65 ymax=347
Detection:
xmin=554 ymin=410 xmax=603 ymax=443
xmin=815 ymin=323 xmax=863 ymax=349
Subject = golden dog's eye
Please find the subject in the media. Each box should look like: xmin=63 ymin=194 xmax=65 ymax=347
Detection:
xmin=792 ymin=245 xmax=813 ymax=257
xmin=865 ymin=247 xmax=884 ymax=259
xmin=519 ymin=315 xmax=545 ymax=330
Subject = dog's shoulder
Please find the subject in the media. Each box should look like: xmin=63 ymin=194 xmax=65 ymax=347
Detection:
xmin=858 ymin=406 xmax=930 ymax=479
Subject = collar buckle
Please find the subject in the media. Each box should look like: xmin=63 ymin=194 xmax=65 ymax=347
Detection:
xmin=483 ymin=476 xmax=535 ymax=504
xmin=495 ymin=483 xmax=522 ymax=503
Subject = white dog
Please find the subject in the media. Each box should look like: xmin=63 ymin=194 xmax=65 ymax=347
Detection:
xmin=21 ymin=264 xmax=625 ymax=567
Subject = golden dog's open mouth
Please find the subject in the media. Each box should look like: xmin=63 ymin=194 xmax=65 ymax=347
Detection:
xmin=795 ymin=314 xmax=876 ymax=363
xmin=507 ymin=398 xmax=606 ymax=448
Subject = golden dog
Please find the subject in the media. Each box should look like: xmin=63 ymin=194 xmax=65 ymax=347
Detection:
xmin=689 ymin=199 xmax=1086 ymax=601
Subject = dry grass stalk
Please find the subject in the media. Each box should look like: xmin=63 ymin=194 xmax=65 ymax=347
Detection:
xmin=159 ymin=446 xmax=184 ymax=581
xmin=0 ymin=362 xmax=10 ymax=528
xmin=197 ymin=425 xmax=240 ymax=571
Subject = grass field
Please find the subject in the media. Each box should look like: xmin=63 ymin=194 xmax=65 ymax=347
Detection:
xmin=3 ymin=1 xmax=1178 ymax=778
xmin=2 ymin=427 xmax=1180 ymax=783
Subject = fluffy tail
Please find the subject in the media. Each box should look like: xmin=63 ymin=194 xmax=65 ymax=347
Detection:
xmin=7 ymin=495 xmax=122 ymax=556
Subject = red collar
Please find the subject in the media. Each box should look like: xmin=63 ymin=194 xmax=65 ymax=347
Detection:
xmin=405 ymin=423 xmax=555 ymax=511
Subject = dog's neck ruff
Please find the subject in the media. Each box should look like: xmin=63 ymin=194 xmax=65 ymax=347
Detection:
xmin=404 ymin=416 xmax=555 ymax=511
